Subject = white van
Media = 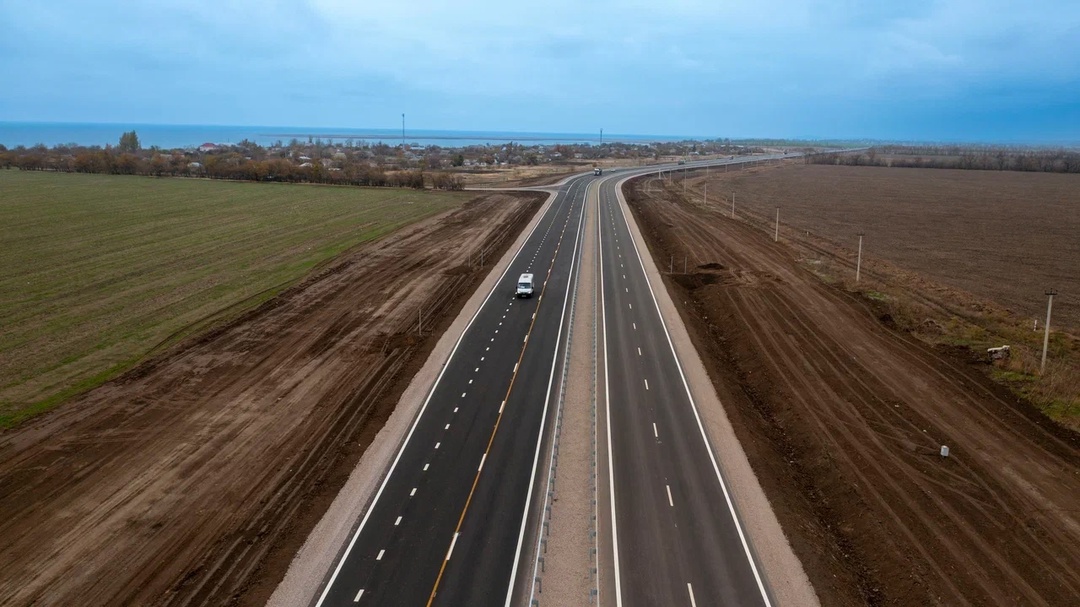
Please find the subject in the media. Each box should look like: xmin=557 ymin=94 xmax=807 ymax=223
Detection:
xmin=516 ymin=273 xmax=534 ymax=298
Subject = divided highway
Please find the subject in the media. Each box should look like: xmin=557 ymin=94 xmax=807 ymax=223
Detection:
xmin=313 ymin=155 xmax=789 ymax=606
xmin=597 ymin=172 xmax=773 ymax=606
xmin=315 ymin=174 xmax=591 ymax=606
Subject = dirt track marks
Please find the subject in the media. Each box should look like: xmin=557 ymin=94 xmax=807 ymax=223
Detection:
xmin=0 ymin=192 xmax=542 ymax=606
xmin=629 ymin=183 xmax=1080 ymax=606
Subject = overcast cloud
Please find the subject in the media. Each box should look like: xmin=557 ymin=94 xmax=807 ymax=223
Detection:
xmin=1 ymin=0 xmax=1078 ymax=142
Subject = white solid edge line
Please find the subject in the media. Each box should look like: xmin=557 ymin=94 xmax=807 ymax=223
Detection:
xmin=600 ymin=180 xmax=625 ymax=607
xmin=613 ymin=171 xmax=773 ymax=606
xmin=511 ymin=176 xmax=589 ymax=607
xmin=313 ymin=182 xmax=565 ymax=607
xmin=688 ymin=582 xmax=697 ymax=607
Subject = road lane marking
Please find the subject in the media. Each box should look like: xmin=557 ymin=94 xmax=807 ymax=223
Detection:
xmin=666 ymin=485 xmax=674 ymax=507
xmin=637 ymin=347 xmax=642 ymax=356
xmin=633 ymin=322 xmax=637 ymax=330
xmin=629 ymin=303 xmax=632 ymax=309
xmin=499 ymin=400 xmax=505 ymax=413
xmin=612 ymin=171 xmax=775 ymax=607
xmin=478 ymin=453 xmax=487 ymax=472
xmin=444 ymin=424 xmax=450 ymax=430
xmin=423 ymin=463 xmax=429 ymax=471
xmin=688 ymin=583 xmax=697 ymax=607
xmin=410 ymin=488 xmax=416 ymax=496
xmin=469 ymin=379 xmax=473 ymax=384
xmin=395 ymin=516 xmax=402 ymax=526
xmin=514 ymin=362 xmax=519 ymax=373
xmin=445 ymin=532 xmax=460 ymax=561
xmin=653 ymin=422 xmax=658 ymax=438
xmin=644 ymin=379 xmax=649 ymax=390
xmin=461 ymin=392 xmax=466 ymax=398
xmin=313 ymin=182 xmax=568 ymax=607
xmin=435 ymin=442 xmax=440 ymax=449
xmin=453 ymin=407 xmax=458 ymax=413
xmin=376 ymin=549 xmax=385 ymax=561
xmin=354 ymin=589 xmax=364 ymax=602
xmin=475 ymin=367 xmax=479 ymax=372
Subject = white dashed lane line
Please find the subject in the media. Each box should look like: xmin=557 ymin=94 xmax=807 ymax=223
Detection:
xmin=376 ymin=549 xmax=385 ymax=561
xmin=666 ymin=485 xmax=674 ymax=507
xmin=354 ymin=589 xmax=364 ymax=602
xmin=653 ymin=422 xmax=658 ymax=438
xmin=423 ymin=463 xmax=429 ymax=471
xmin=410 ymin=487 xmax=417 ymax=497
xmin=394 ymin=516 xmax=402 ymax=526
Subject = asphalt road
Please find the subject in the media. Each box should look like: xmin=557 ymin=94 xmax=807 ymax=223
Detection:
xmin=597 ymin=170 xmax=774 ymax=606
xmin=315 ymin=174 xmax=591 ymax=606
xmin=314 ymin=155 xmax=791 ymax=607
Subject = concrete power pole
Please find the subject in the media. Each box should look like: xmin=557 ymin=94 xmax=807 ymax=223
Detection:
xmin=856 ymin=233 xmax=864 ymax=283
xmin=401 ymin=113 xmax=405 ymax=148
xmin=731 ymin=192 xmax=735 ymax=219
xmin=774 ymin=207 xmax=780 ymax=242
xmin=1041 ymin=290 xmax=1056 ymax=374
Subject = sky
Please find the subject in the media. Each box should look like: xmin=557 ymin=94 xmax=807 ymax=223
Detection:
xmin=1 ymin=0 xmax=1079 ymax=143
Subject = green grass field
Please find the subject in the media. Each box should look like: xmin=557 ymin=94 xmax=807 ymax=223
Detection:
xmin=0 ymin=170 xmax=469 ymax=427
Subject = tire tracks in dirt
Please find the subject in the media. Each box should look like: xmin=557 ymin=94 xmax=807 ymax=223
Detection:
xmin=626 ymin=181 xmax=1080 ymax=606
xmin=0 ymin=192 xmax=544 ymax=606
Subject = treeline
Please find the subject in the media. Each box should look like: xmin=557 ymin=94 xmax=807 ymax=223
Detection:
xmin=0 ymin=144 xmax=462 ymax=190
xmin=807 ymin=146 xmax=1080 ymax=174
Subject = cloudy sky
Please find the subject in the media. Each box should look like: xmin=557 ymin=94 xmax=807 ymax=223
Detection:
xmin=2 ymin=0 xmax=1078 ymax=142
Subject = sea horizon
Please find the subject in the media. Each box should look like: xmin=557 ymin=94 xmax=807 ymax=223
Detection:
xmin=0 ymin=121 xmax=699 ymax=150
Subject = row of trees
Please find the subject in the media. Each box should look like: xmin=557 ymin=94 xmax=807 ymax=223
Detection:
xmin=807 ymin=146 xmax=1080 ymax=173
xmin=0 ymin=145 xmax=462 ymax=189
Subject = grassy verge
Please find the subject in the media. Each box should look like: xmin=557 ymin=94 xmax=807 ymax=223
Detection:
xmin=0 ymin=170 xmax=470 ymax=427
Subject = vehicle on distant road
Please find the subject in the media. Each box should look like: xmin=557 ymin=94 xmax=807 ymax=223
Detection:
xmin=593 ymin=167 xmax=602 ymax=175
xmin=516 ymin=273 xmax=534 ymax=298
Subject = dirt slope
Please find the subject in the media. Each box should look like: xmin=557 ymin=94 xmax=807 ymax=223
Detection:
xmin=626 ymin=181 xmax=1080 ymax=606
xmin=0 ymin=192 xmax=542 ymax=606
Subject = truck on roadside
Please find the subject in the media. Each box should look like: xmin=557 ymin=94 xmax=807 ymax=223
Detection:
xmin=593 ymin=167 xmax=602 ymax=175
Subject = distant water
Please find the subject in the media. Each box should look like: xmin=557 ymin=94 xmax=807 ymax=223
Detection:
xmin=0 ymin=122 xmax=686 ymax=150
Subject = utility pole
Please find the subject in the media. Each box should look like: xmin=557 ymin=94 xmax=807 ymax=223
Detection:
xmin=401 ymin=113 xmax=405 ymax=149
xmin=600 ymin=128 xmax=603 ymax=144
xmin=731 ymin=192 xmax=735 ymax=218
xmin=1041 ymin=290 xmax=1056 ymax=374
xmin=703 ymin=182 xmax=707 ymax=206
xmin=856 ymin=232 xmax=864 ymax=283
xmin=774 ymin=207 xmax=780 ymax=242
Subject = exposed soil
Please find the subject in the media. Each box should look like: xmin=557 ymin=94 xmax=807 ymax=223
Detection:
xmin=686 ymin=163 xmax=1080 ymax=331
xmin=0 ymin=191 xmax=543 ymax=606
xmin=626 ymin=179 xmax=1080 ymax=606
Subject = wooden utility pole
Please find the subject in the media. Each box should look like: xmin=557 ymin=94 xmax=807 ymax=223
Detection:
xmin=1041 ymin=290 xmax=1056 ymax=373
xmin=856 ymin=233 xmax=864 ymax=282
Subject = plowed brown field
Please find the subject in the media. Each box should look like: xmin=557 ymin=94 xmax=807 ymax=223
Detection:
xmin=0 ymin=191 xmax=543 ymax=606
xmin=626 ymin=179 xmax=1080 ymax=606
